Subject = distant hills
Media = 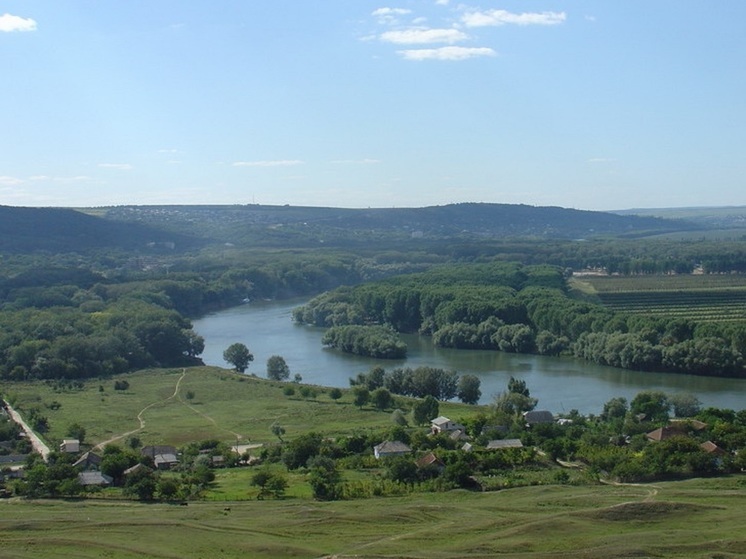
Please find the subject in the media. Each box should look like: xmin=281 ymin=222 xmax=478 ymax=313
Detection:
xmin=99 ymin=203 xmax=701 ymax=247
xmin=0 ymin=205 xmax=201 ymax=254
xmin=0 ymin=202 xmax=712 ymax=254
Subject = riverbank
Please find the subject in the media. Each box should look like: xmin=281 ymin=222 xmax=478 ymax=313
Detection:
xmin=193 ymin=299 xmax=746 ymax=414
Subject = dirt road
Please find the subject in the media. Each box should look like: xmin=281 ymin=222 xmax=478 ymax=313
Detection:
xmin=4 ymin=403 xmax=51 ymax=462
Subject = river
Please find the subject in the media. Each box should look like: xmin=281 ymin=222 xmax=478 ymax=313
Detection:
xmin=192 ymin=299 xmax=746 ymax=415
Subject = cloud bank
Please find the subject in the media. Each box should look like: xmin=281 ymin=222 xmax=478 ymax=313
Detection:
xmin=0 ymin=13 xmax=37 ymax=32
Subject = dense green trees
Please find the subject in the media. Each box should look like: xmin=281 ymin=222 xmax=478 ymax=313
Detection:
xmin=322 ymin=325 xmax=407 ymax=359
xmin=350 ymin=366 xmax=479 ymax=404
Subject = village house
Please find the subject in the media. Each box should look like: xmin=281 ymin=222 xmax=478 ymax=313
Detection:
xmin=416 ymin=452 xmax=445 ymax=474
xmin=78 ymin=471 xmax=113 ymax=487
xmin=523 ymin=410 xmax=554 ymax=426
xmin=486 ymin=439 xmax=524 ymax=450
xmin=72 ymin=451 xmax=102 ymax=470
xmin=59 ymin=439 xmax=80 ymax=453
xmin=700 ymin=440 xmax=727 ymax=456
xmin=646 ymin=424 xmax=687 ymax=442
xmin=373 ymin=440 xmax=412 ymax=459
xmin=430 ymin=416 xmax=466 ymax=436
xmin=141 ymin=445 xmax=179 ymax=470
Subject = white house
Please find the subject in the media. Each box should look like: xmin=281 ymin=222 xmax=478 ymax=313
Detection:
xmin=430 ymin=416 xmax=466 ymax=436
xmin=60 ymin=439 xmax=80 ymax=453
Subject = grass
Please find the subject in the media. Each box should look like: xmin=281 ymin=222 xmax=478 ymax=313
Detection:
xmin=3 ymin=368 xmax=746 ymax=557
xmin=1 ymin=476 xmax=744 ymax=558
xmin=1 ymin=366 xmax=478 ymax=449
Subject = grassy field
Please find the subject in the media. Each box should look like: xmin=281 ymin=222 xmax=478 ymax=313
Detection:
xmin=3 ymin=368 xmax=746 ymax=558
xmin=571 ymin=274 xmax=746 ymax=322
xmin=1 ymin=476 xmax=745 ymax=558
xmin=1 ymin=367 xmax=477 ymax=448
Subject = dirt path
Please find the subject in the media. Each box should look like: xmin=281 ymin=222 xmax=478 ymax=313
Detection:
xmin=176 ymin=381 xmax=243 ymax=440
xmin=93 ymin=369 xmax=187 ymax=451
xmin=92 ymin=369 xmax=243 ymax=450
xmin=4 ymin=403 xmax=52 ymax=461
xmin=600 ymin=478 xmax=660 ymax=501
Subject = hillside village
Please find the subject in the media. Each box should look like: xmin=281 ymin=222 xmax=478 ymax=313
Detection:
xmin=2 ymin=377 xmax=745 ymax=502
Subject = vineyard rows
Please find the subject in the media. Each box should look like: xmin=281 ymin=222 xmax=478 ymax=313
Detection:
xmin=583 ymin=276 xmax=746 ymax=322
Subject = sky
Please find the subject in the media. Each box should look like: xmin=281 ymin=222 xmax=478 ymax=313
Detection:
xmin=1 ymin=1 xmax=745 ymax=211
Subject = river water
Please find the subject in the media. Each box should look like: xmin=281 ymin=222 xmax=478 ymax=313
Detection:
xmin=192 ymin=299 xmax=746 ymax=415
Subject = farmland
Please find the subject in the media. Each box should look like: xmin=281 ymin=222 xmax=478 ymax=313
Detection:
xmin=573 ymin=274 xmax=746 ymax=322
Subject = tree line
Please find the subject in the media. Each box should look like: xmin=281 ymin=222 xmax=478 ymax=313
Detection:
xmin=294 ymin=262 xmax=746 ymax=378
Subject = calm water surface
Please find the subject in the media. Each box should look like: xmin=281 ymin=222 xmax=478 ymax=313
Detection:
xmin=193 ymin=299 xmax=746 ymax=415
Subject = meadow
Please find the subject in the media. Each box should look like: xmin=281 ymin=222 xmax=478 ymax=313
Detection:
xmin=1 ymin=367 xmax=476 ymax=448
xmin=1 ymin=476 xmax=745 ymax=559
xmin=572 ymin=274 xmax=746 ymax=322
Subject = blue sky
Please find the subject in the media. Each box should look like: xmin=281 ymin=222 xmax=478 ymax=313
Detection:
xmin=1 ymin=1 xmax=745 ymax=210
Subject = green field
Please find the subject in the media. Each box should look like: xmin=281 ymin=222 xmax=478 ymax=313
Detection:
xmin=1 ymin=367 xmax=476 ymax=448
xmin=572 ymin=274 xmax=746 ymax=322
xmin=1 ymin=476 xmax=745 ymax=559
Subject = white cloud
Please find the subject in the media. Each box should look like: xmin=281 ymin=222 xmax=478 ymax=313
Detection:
xmin=398 ymin=46 xmax=496 ymax=61
xmin=372 ymin=8 xmax=412 ymax=17
xmin=232 ymin=160 xmax=303 ymax=167
xmin=0 ymin=13 xmax=37 ymax=32
xmin=436 ymin=0 xmax=450 ymax=5
xmin=462 ymin=10 xmax=566 ymax=27
xmin=372 ymin=7 xmax=412 ymax=25
xmin=98 ymin=163 xmax=133 ymax=170
xmin=0 ymin=175 xmax=24 ymax=186
xmin=381 ymin=27 xmax=467 ymax=45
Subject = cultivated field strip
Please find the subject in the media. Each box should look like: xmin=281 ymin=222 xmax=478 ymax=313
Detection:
xmin=582 ymin=275 xmax=746 ymax=322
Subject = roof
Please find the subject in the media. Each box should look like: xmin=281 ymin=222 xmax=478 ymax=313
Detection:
xmin=373 ymin=440 xmax=412 ymax=455
xmin=646 ymin=425 xmax=686 ymax=441
xmin=416 ymin=452 xmax=444 ymax=469
xmin=124 ymin=463 xmax=152 ymax=476
xmin=78 ymin=471 xmax=113 ymax=486
xmin=72 ymin=451 xmax=102 ymax=469
xmin=486 ymin=439 xmax=524 ymax=450
xmin=141 ymin=445 xmax=178 ymax=459
xmin=154 ymin=453 xmax=179 ymax=467
xmin=431 ymin=416 xmax=466 ymax=432
xmin=700 ymin=440 xmax=727 ymax=455
xmin=671 ymin=419 xmax=708 ymax=431
xmin=448 ymin=429 xmax=469 ymax=441
xmin=523 ymin=411 xmax=554 ymax=424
